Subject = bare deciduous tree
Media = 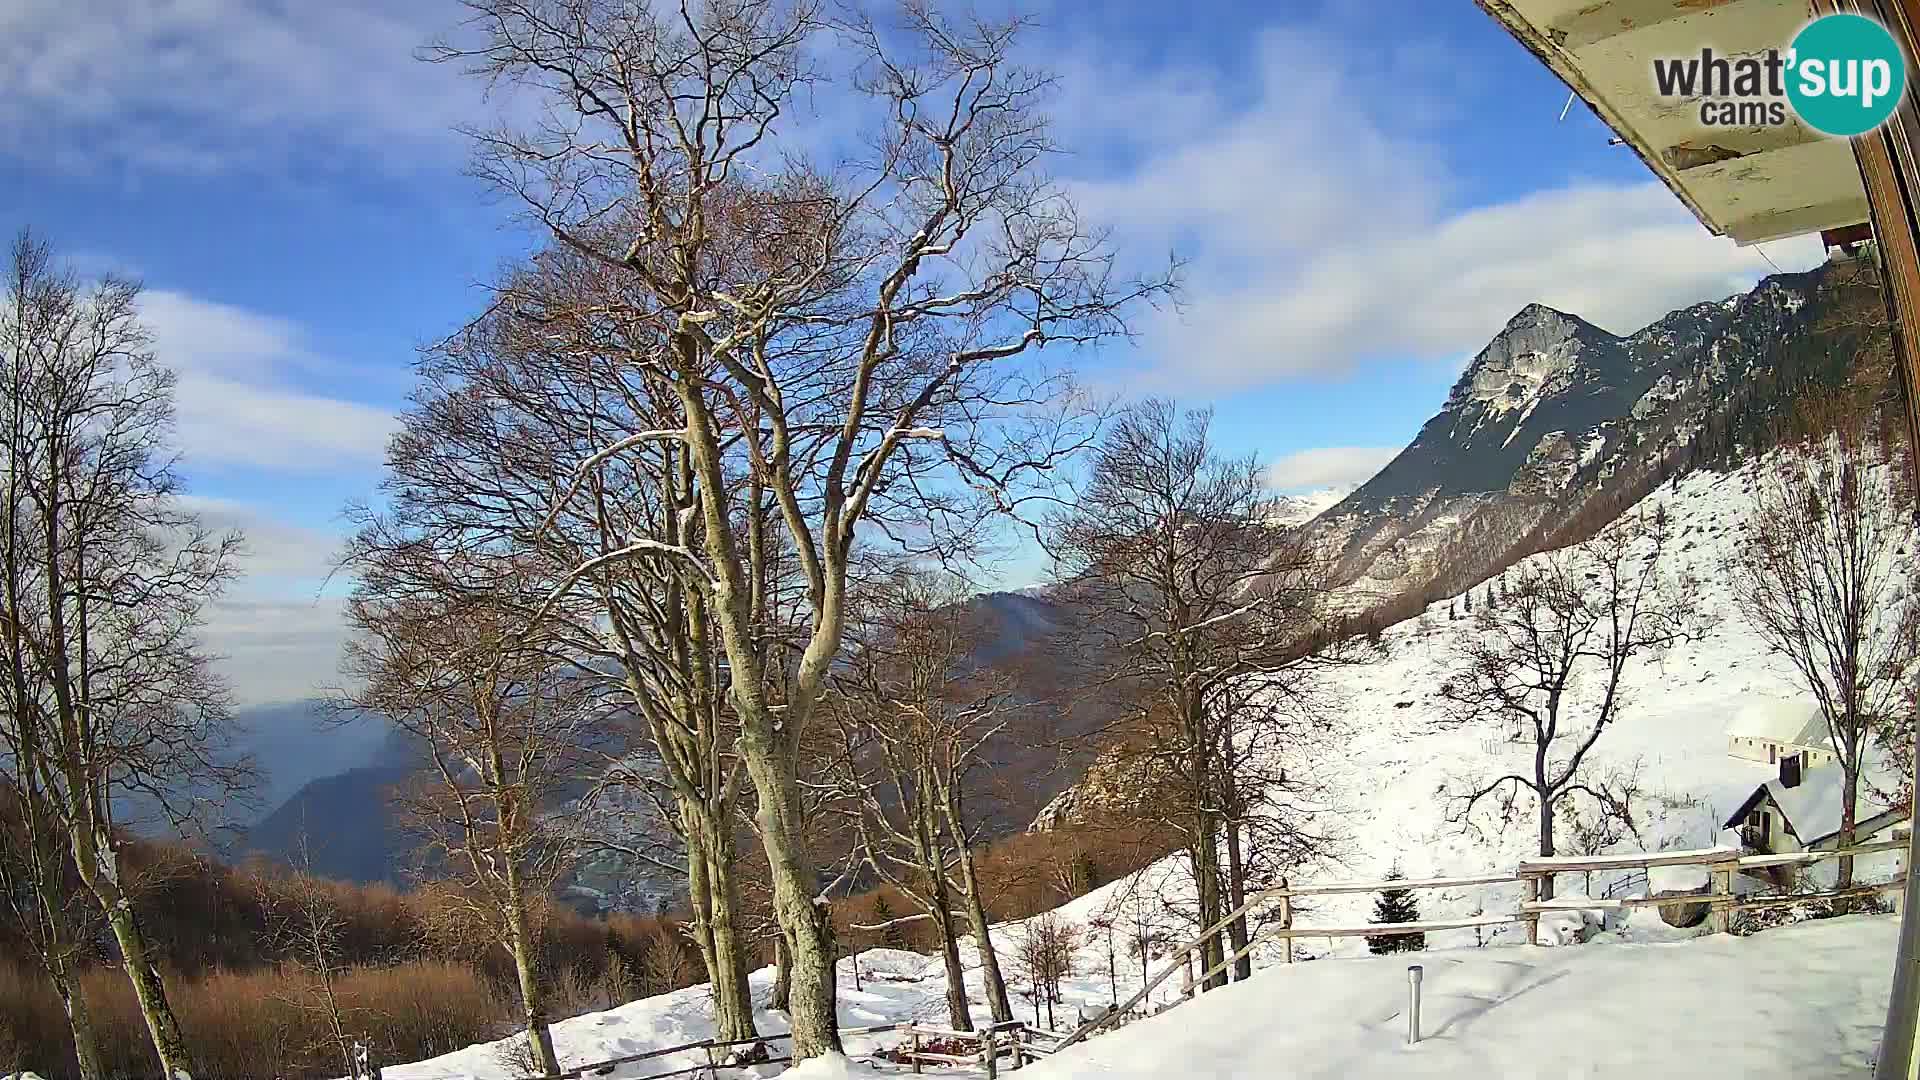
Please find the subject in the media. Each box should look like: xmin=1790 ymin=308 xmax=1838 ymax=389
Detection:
xmin=353 ymin=245 xmax=769 ymax=1045
xmin=1443 ymin=508 xmax=1697 ymax=900
xmin=344 ymin=590 xmax=598 ymax=1079
xmin=425 ymin=0 xmax=1169 ymax=1057
xmin=1048 ymin=400 xmax=1339 ymax=989
xmin=829 ymin=569 xmax=1022 ymax=1029
xmin=1010 ymin=913 xmax=1076 ymax=1030
xmin=256 ymin=832 xmax=369 ymax=1079
xmin=1727 ymin=418 xmax=1920 ymax=892
xmin=0 ymin=229 xmax=247 ymax=1080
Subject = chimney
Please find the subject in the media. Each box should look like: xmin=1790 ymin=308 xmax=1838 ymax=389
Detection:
xmin=1780 ymin=753 xmax=1803 ymax=789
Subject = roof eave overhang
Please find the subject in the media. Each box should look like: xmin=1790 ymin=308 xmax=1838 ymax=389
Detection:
xmin=1477 ymin=0 xmax=1871 ymax=246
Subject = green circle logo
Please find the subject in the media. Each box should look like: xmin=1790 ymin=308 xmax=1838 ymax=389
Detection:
xmin=1787 ymin=13 xmax=1907 ymax=137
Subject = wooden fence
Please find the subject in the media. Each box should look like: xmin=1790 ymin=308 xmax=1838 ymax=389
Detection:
xmin=1056 ymin=833 xmax=1909 ymax=1052
xmin=537 ymin=1018 xmax=1067 ymax=1080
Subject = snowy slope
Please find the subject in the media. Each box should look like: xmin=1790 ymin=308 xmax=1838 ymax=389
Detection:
xmin=1058 ymin=451 xmax=1907 ymax=959
xmin=1017 ymin=915 xmax=1898 ymax=1079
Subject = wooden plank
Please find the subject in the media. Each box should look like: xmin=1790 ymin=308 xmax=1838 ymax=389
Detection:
xmin=901 ymin=1052 xmax=981 ymax=1066
xmin=1521 ymin=894 xmax=1733 ymax=914
xmin=555 ymin=1023 xmax=903 ymax=1078
xmin=1267 ymin=871 xmax=1520 ymax=898
xmin=1516 ymin=847 xmax=1740 ymax=874
xmin=1263 ymin=915 xmax=1523 ymax=940
xmin=1738 ymin=838 xmax=1909 ymax=869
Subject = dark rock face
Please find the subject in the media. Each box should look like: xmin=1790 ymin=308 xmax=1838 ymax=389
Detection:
xmin=1305 ymin=265 xmax=1847 ymax=609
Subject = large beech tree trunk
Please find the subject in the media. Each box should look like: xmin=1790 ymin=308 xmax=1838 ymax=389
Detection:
xmin=503 ymin=873 xmax=560 ymax=1077
xmin=74 ymin=842 xmax=192 ymax=1080
xmin=682 ymin=796 xmax=758 ymax=1043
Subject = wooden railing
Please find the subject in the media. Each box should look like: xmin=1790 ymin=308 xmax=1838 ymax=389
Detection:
xmin=1055 ymin=833 xmax=1909 ymax=1052
xmin=541 ymin=1019 xmax=1067 ymax=1080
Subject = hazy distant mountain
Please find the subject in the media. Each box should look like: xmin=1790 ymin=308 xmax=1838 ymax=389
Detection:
xmin=232 ymin=699 xmax=391 ymax=815
xmin=244 ymin=764 xmax=415 ymax=885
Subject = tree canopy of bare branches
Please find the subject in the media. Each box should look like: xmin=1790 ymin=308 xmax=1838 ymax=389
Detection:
xmin=828 ymin=568 xmax=1022 ymax=1026
xmin=1047 ymin=400 xmax=1341 ymax=989
xmin=421 ymin=0 xmax=1171 ymax=1056
xmin=1442 ymin=507 xmax=1698 ymax=899
xmin=344 ymin=584 xmax=603 ymax=1079
xmin=0 ymin=229 xmax=248 ymax=1079
xmin=1727 ymin=417 xmax=1920 ymax=891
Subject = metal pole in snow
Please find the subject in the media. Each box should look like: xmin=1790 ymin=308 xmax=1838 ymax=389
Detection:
xmin=1407 ymin=965 xmax=1424 ymax=1046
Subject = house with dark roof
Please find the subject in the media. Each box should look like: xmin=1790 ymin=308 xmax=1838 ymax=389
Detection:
xmin=1723 ymin=752 xmax=1906 ymax=868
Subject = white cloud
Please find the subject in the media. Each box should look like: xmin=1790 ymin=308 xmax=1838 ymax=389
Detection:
xmin=1265 ymin=446 xmax=1399 ymax=492
xmin=0 ymin=0 xmax=476 ymax=175
xmin=137 ymin=290 xmax=399 ymax=471
xmin=171 ymin=498 xmax=354 ymax=704
xmin=1054 ymin=28 xmax=1826 ymax=390
xmin=177 ymin=496 xmax=343 ymax=583
xmin=202 ymin=597 xmax=350 ymax=705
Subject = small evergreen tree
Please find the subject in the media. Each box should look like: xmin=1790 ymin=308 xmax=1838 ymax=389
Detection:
xmin=872 ymin=895 xmax=907 ymax=950
xmin=1366 ymin=868 xmax=1426 ymax=955
xmin=1463 ymin=588 xmax=1473 ymax=614
xmin=1073 ymin=850 xmax=1098 ymax=895
xmin=1448 ymin=600 xmax=1457 ymax=621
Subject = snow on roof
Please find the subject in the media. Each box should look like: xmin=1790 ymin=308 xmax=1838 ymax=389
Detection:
xmin=1724 ymin=697 xmax=1830 ymax=748
xmin=1758 ymin=762 xmax=1891 ymax=846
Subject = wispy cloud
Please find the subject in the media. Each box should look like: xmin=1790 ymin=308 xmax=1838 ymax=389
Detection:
xmin=1265 ymin=446 xmax=1400 ymax=492
xmin=1053 ymin=27 xmax=1825 ymax=389
xmin=201 ymin=597 xmax=350 ymax=705
xmin=138 ymin=290 xmax=399 ymax=472
xmin=0 ymin=0 xmax=475 ymax=176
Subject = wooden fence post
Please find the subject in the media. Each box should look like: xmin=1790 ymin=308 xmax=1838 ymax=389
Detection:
xmin=1521 ymin=874 xmax=1540 ymax=946
xmin=1709 ymin=858 xmax=1735 ymax=934
xmin=1279 ymin=878 xmax=1293 ymax=964
xmin=1181 ymin=948 xmax=1195 ymax=1000
xmin=982 ymin=1027 xmax=998 ymax=1080
xmin=911 ymin=1030 xmax=922 ymax=1075
xmin=1010 ymin=1025 xmax=1023 ymax=1070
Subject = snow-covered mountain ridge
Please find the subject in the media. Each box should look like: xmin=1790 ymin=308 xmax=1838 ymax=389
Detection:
xmin=1297 ymin=260 xmax=1867 ymax=613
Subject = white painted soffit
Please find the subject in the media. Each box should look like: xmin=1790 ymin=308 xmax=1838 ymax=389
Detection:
xmin=1479 ymin=0 xmax=1870 ymax=245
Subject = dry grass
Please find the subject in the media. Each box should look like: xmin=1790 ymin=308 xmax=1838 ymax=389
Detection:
xmin=0 ymin=960 xmax=511 ymax=1080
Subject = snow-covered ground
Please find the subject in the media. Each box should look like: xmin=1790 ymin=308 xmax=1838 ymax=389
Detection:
xmin=372 ymin=455 xmax=1910 ymax=1079
xmin=1015 ymin=915 xmax=1900 ymax=1079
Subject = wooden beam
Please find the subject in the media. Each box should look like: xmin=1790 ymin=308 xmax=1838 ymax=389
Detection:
xmin=1265 ymin=871 xmax=1518 ymax=899
xmin=1548 ymin=0 xmax=1747 ymax=52
xmin=1516 ymin=847 xmax=1740 ymax=874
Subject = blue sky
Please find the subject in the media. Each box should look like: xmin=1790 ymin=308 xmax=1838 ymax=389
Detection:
xmin=0 ymin=0 xmax=1822 ymax=703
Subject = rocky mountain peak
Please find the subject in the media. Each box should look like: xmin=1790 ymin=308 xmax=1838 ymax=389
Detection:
xmin=1445 ymin=304 xmax=1617 ymax=418
xmin=1301 ymin=262 xmax=1847 ymax=615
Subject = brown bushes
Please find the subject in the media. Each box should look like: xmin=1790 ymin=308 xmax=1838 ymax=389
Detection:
xmin=831 ymin=820 xmax=1170 ymax=956
xmin=0 ymin=833 xmax=708 ymax=1079
xmin=0 ymin=960 xmax=507 ymax=1080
